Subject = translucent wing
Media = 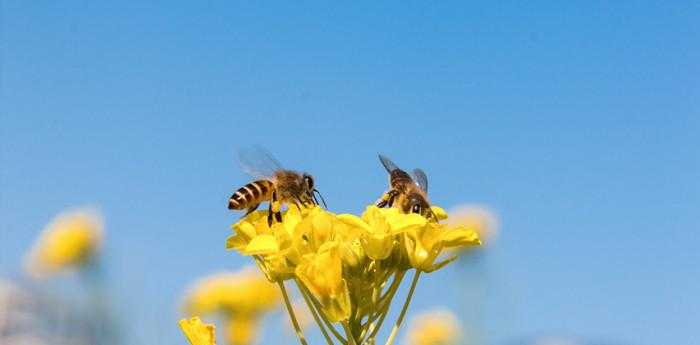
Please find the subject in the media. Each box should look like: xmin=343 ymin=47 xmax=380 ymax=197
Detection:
xmin=412 ymin=168 xmax=429 ymax=193
xmin=237 ymin=146 xmax=284 ymax=179
xmin=378 ymin=153 xmax=400 ymax=173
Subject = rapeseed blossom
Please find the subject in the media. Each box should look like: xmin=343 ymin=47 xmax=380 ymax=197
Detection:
xmin=226 ymin=204 xmax=480 ymax=345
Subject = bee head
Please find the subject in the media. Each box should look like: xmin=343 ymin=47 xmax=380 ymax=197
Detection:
xmin=302 ymin=173 xmax=314 ymax=190
xmin=406 ymin=193 xmax=434 ymax=220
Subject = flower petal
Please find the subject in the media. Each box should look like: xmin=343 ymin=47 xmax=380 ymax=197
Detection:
xmin=243 ymin=235 xmax=279 ymax=255
xmin=441 ymin=228 xmax=481 ymax=247
xmin=430 ymin=206 xmax=449 ymax=221
xmin=336 ymin=214 xmax=372 ymax=232
xmin=179 ymin=317 xmax=216 ymax=345
xmin=225 ymin=234 xmax=248 ymax=251
xmin=389 ymin=213 xmax=427 ymax=234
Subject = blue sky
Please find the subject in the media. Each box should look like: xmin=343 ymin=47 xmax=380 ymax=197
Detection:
xmin=1 ymin=2 xmax=698 ymax=345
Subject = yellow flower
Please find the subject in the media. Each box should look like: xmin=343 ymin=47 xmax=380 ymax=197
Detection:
xmin=25 ymin=208 xmax=103 ymax=278
xmin=227 ymin=204 xmax=481 ymax=345
xmin=403 ymin=221 xmax=480 ymax=272
xmin=227 ymin=207 xmax=306 ymax=281
xmin=179 ymin=317 xmax=216 ymax=345
xmin=405 ymin=309 xmax=461 ymax=345
xmin=295 ymin=242 xmax=351 ymax=322
xmin=183 ymin=267 xmax=279 ymax=317
xmin=338 ymin=206 xmax=395 ymax=260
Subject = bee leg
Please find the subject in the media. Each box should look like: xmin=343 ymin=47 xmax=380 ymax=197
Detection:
xmin=269 ymin=190 xmax=283 ymax=225
xmin=293 ymin=195 xmax=306 ymax=211
xmin=244 ymin=203 xmax=260 ymax=216
xmin=387 ymin=194 xmax=397 ymax=207
xmin=267 ymin=202 xmax=274 ymax=227
xmin=377 ymin=190 xmax=398 ymax=208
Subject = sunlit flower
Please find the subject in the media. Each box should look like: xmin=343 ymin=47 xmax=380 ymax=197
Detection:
xmin=180 ymin=317 xmax=217 ymax=345
xmin=25 ymin=208 xmax=103 ymax=278
xmin=295 ymin=242 xmax=351 ymax=322
xmin=405 ymin=309 xmax=461 ymax=345
xmin=403 ymin=220 xmax=481 ymax=272
xmin=227 ymin=204 xmax=481 ymax=345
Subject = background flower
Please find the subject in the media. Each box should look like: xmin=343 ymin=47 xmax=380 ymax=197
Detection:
xmin=24 ymin=208 xmax=103 ymax=278
xmin=182 ymin=267 xmax=280 ymax=345
xmin=405 ymin=309 xmax=461 ymax=345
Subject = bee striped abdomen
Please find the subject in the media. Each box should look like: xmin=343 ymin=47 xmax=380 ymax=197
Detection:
xmin=228 ymin=180 xmax=273 ymax=210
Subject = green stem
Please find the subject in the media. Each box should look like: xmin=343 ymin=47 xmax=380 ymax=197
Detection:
xmin=364 ymin=270 xmax=406 ymax=343
xmin=278 ymin=281 xmax=309 ymax=345
xmin=298 ymin=282 xmax=348 ymax=344
xmin=383 ymin=271 xmax=421 ymax=345
xmin=342 ymin=321 xmax=358 ymax=345
xmin=295 ymin=279 xmax=337 ymax=345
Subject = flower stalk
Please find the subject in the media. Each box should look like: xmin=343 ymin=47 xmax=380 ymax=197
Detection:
xmin=279 ymin=280 xmax=309 ymax=345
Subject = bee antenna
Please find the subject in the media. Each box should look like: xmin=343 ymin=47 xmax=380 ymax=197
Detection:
xmin=313 ymin=189 xmax=327 ymax=209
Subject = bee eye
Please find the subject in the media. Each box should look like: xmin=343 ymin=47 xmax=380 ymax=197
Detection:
xmin=303 ymin=175 xmax=314 ymax=189
xmin=411 ymin=204 xmax=422 ymax=214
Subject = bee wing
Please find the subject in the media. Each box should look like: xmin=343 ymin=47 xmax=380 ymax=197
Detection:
xmin=378 ymin=154 xmax=401 ymax=173
xmin=412 ymin=168 xmax=429 ymax=193
xmin=237 ymin=146 xmax=284 ymax=179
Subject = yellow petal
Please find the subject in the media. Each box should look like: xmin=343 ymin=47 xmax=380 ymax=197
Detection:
xmin=389 ymin=213 xmax=427 ymax=234
xmin=441 ymin=228 xmax=481 ymax=247
xmin=430 ymin=206 xmax=448 ymax=221
xmin=336 ymin=214 xmax=372 ymax=232
xmin=340 ymin=238 xmax=365 ymax=267
xmin=179 ymin=317 xmax=216 ymax=345
xmin=233 ymin=221 xmax=257 ymax=239
xmin=323 ymin=279 xmax=352 ymax=322
xmin=243 ymin=235 xmax=279 ymax=255
xmin=363 ymin=234 xmax=393 ymax=260
xmin=225 ymin=234 xmax=248 ymax=251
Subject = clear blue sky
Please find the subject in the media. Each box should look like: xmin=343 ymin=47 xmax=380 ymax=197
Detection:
xmin=1 ymin=2 xmax=698 ymax=345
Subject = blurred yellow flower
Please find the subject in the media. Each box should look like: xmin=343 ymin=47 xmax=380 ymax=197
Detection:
xmin=179 ymin=317 xmax=216 ymax=345
xmin=225 ymin=316 xmax=259 ymax=345
xmin=183 ymin=267 xmax=279 ymax=317
xmin=182 ymin=267 xmax=280 ymax=345
xmin=405 ymin=309 xmax=461 ymax=345
xmin=25 ymin=208 xmax=103 ymax=278
xmin=446 ymin=205 xmax=498 ymax=245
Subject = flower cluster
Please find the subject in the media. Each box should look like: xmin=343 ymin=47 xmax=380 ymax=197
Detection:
xmin=182 ymin=267 xmax=280 ymax=345
xmin=226 ymin=205 xmax=480 ymax=345
xmin=25 ymin=209 xmax=103 ymax=278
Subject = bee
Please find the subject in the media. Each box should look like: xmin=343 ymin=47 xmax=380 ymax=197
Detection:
xmin=228 ymin=148 xmax=326 ymax=225
xmin=375 ymin=154 xmax=435 ymax=220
